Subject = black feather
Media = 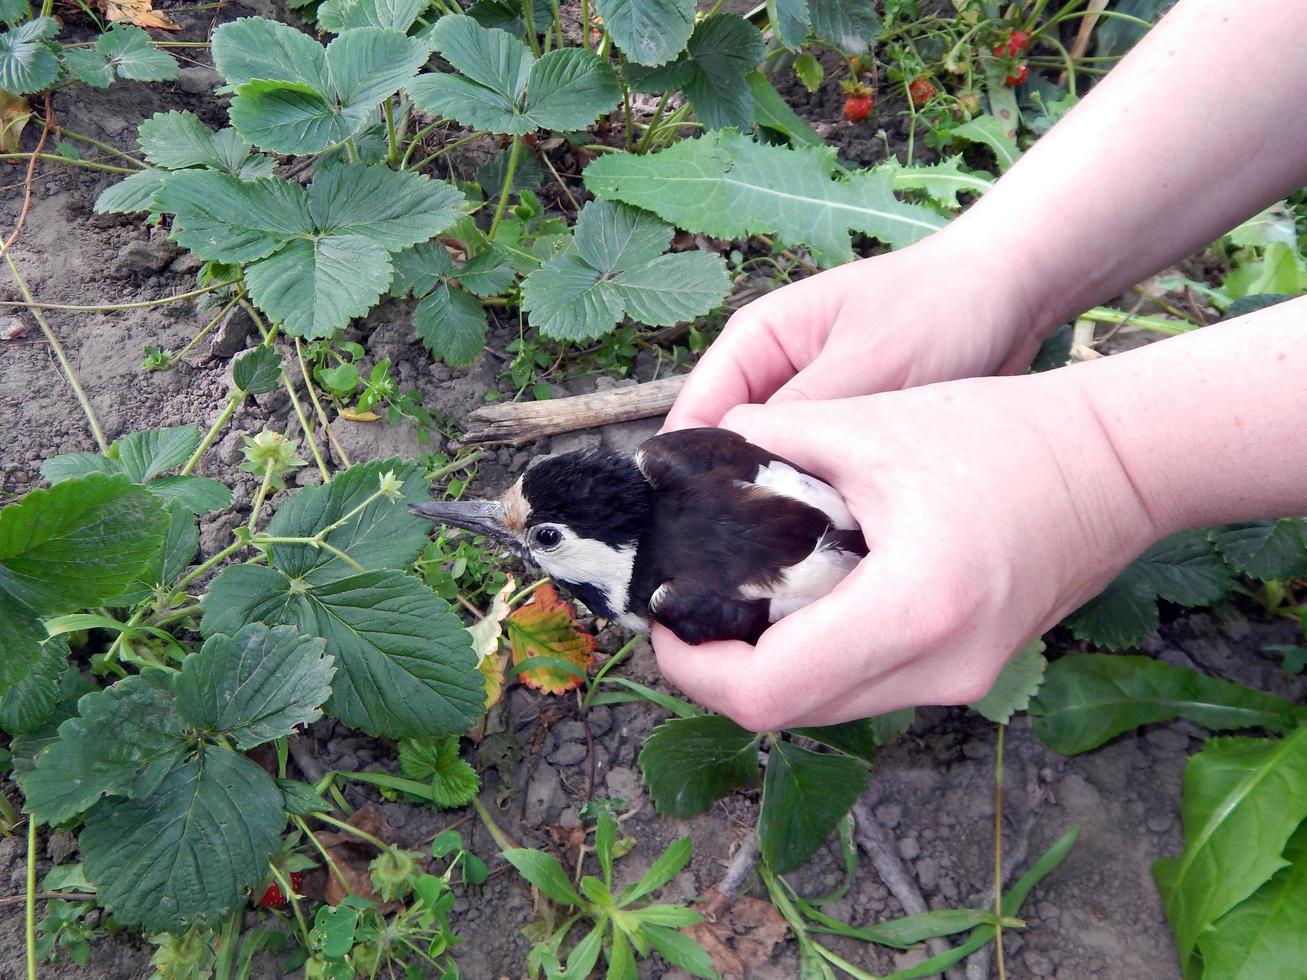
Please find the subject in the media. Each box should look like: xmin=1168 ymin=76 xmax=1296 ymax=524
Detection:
xmin=522 ymin=448 xmax=652 ymax=548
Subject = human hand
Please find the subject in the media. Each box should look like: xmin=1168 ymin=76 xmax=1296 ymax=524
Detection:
xmin=664 ymin=231 xmax=1047 ymax=431
xmin=652 ymin=370 xmax=1160 ymax=729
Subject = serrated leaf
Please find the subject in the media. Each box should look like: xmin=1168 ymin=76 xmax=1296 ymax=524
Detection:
xmin=211 ymin=17 xmax=328 ymax=91
xmin=17 ymin=672 xmax=187 ymax=824
xmin=1030 ymin=654 xmax=1303 ymax=756
xmin=458 ymin=246 xmax=516 ymax=297
xmin=262 ymin=458 xmax=429 ymax=584
xmin=504 ymin=583 xmax=596 ymax=694
xmin=95 ymin=24 xmax=179 ymax=81
xmin=39 ymin=452 xmax=119 ymax=483
xmin=0 ymin=17 xmax=58 ymax=94
xmin=1063 ymin=572 xmax=1157 ymax=649
xmin=390 ymin=238 xmax=455 ymax=298
xmin=789 ymin=719 xmax=877 ymax=763
xmin=137 ymin=110 xmax=256 ymax=173
xmin=318 ymin=0 xmax=426 ymax=34
xmin=0 ymin=636 xmax=68 ymax=735
xmin=233 ymin=345 xmax=283 ymax=395
xmin=950 ymin=115 xmax=1019 ymax=171
xmin=628 ymin=15 xmax=762 ymax=130
xmin=7 ymin=667 xmax=95 ymax=779
xmin=1197 ymin=821 xmax=1307 ymax=980
xmin=808 ymin=0 xmax=880 ymax=52
xmin=309 ymin=163 xmax=465 ymax=251
xmin=409 ymin=15 xmax=620 ymax=134
xmin=398 ymin=734 xmax=480 ymax=807
xmin=970 ymin=641 xmax=1047 ymax=724
xmin=769 ymin=0 xmax=810 ymax=49
xmin=758 ymin=740 xmax=868 ymax=873
xmin=502 ymin=848 xmax=584 ymax=906
xmin=584 ymin=130 xmax=945 ymax=267
xmin=1153 ymin=729 xmax=1307 ymax=974
xmin=157 ymin=170 xmax=312 ymax=264
xmin=202 ymin=565 xmax=483 ymax=738
xmin=882 ymin=155 xmax=993 ymax=209
xmin=174 ymin=624 xmax=334 ymax=750
xmin=81 ymin=748 xmax=284 ymax=931
xmin=1211 ymin=520 xmax=1307 ymax=581
xmin=414 ymin=284 xmax=487 ymax=365
xmin=94 ymin=168 xmax=167 ymax=214
xmin=113 ymin=498 xmax=198 ymax=605
xmin=639 ymin=715 xmax=760 ymax=819
xmin=868 ymin=708 xmax=915 ymax=745
xmin=595 ymin=0 xmax=692 ymax=66
xmin=113 ymin=424 xmax=200 ymax=482
xmin=149 ymin=476 xmax=232 ymax=515
xmin=521 ymin=200 xmax=730 ymax=340
xmin=62 ymin=48 xmax=113 ymax=87
xmin=0 ymin=0 xmax=31 ymax=24
xmin=245 ymin=234 xmax=391 ymax=339
xmin=278 ymin=776 xmax=330 ymax=815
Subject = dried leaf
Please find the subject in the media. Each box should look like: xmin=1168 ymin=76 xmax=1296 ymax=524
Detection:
xmin=0 ymin=91 xmax=30 ymax=154
xmin=314 ymin=804 xmax=391 ymax=905
xmin=505 ymin=584 xmax=596 ymax=695
xmin=468 ymin=577 xmax=513 ymax=708
xmin=337 ymin=407 xmax=380 ymax=422
xmin=100 ymin=0 xmax=181 ymax=30
xmin=686 ymin=895 xmax=788 ymax=979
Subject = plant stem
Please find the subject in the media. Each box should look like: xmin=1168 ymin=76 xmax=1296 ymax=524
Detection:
xmin=149 ymin=603 xmax=203 ymax=628
xmin=398 ymin=119 xmax=446 ymax=169
xmin=268 ymin=862 xmax=310 ymax=943
xmin=50 ymin=127 xmax=146 ymax=165
xmin=6 ymin=253 xmax=107 ymax=451
xmin=427 ymin=450 xmax=486 ymax=481
xmin=181 ymin=390 xmax=242 ymax=476
xmin=408 ymin=129 xmax=488 ymax=172
xmin=383 ymin=99 xmax=400 ymax=167
xmin=0 ymin=281 xmax=230 ymax=312
xmin=521 ymin=0 xmax=542 ymax=57
xmin=487 ymin=135 xmax=523 ymax=241
xmin=294 ymin=817 xmax=356 ymax=893
xmin=25 ymin=819 xmax=36 ymax=980
xmin=994 ymin=723 xmax=1007 ymax=980
xmin=248 ymin=459 xmax=276 ymax=531
xmin=170 ymin=539 xmax=246 ymax=594
xmin=1079 ymin=305 xmax=1192 ymax=335
xmin=295 ymin=338 xmax=350 ymax=468
xmin=313 ymin=812 xmax=388 ymax=851
xmin=581 ymin=0 xmax=592 ymax=49
xmin=471 ymin=797 xmax=521 ymax=852
xmin=635 ymin=92 xmax=673 ymax=154
xmin=0 ymin=152 xmax=140 ymax=174
xmin=158 ymin=291 xmax=243 ymax=370
xmin=212 ymin=907 xmax=242 ymax=980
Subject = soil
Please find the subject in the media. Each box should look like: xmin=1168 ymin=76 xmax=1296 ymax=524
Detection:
xmin=2 ymin=5 xmax=1304 ymax=980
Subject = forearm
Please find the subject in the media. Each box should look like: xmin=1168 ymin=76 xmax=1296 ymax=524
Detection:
xmin=1072 ymin=295 xmax=1307 ymax=537
xmin=943 ymin=0 xmax=1307 ymax=336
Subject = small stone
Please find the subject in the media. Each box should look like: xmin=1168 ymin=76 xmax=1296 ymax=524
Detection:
xmin=586 ymin=705 xmax=613 ymax=738
xmin=1147 ymin=813 xmax=1174 ymax=833
xmin=555 ymin=720 xmax=587 ymax=744
xmin=525 ymin=765 xmax=566 ymax=821
xmin=1145 ymin=727 xmax=1191 ymax=753
xmin=558 ymin=806 xmax=581 ymax=829
xmin=898 ymin=837 xmax=920 ymax=861
xmin=209 ymin=307 xmax=254 ymax=359
xmin=547 ymin=741 xmax=588 ymax=767
xmin=605 ymin=766 xmax=641 ymax=802
xmin=963 ymin=739 xmax=990 ymax=760
xmin=329 ymin=416 xmax=426 ymax=464
xmin=46 ymin=831 xmax=78 ymax=864
xmin=915 ymin=856 xmax=939 ymax=891
xmin=1023 ymin=950 xmax=1055 ymax=977
xmin=178 ymin=66 xmax=222 ymax=94
xmin=98 ymin=114 xmax=129 ymax=137
xmin=874 ymin=802 xmax=902 ymax=829
xmin=113 ymin=239 xmax=177 ymax=276
xmin=294 ymin=466 xmax=324 ymax=487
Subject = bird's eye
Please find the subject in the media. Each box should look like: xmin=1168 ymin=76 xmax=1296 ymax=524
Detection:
xmin=533 ymin=526 xmax=562 ymax=549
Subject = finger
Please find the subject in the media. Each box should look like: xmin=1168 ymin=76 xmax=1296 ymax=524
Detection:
xmin=717 ymin=399 xmax=873 ymax=486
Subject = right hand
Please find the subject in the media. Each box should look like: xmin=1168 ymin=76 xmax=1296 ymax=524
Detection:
xmin=664 ymin=229 xmax=1049 ymax=431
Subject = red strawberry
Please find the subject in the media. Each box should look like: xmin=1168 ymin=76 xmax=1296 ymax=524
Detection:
xmin=840 ymin=80 xmax=874 ymax=123
xmin=1008 ymin=30 xmax=1031 ymax=54
xmin=1004 ymin=64 xmax=1028 ymax=86
xmin=256 ymin=871 xmax=303 ymax=909
xmin=908 ymin=78 xmax=935 ymax=107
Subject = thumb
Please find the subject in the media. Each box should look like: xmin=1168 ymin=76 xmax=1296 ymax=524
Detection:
xmin=766 ymin=348 xmax=877 ymax=405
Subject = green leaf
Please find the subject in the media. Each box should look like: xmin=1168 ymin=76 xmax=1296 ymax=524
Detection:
xmin=970 ymin=641 xmax=1047 ymax=724
xmin=318 ymin=0 xmax=427 ymax=34
xmin=137 ymin=111 xmax=263 ymax=176
xmin=211 ymin=17 xmax=328 ymax=91
xmin=458 ymin=246 xmax=516 ymax=297
xmin=619 ymin=836 xmax=691 ymax=905
xmin=112 ymin=499 xmax=198 ymax=605
xmin=768 ymin=0 xmax=810 ymax=49
xmin=398 ymin=735 xmax=480 ymax=807
xmin=868 ymin=708 xmax=915 ymax=745
xmin=594 ymin=0 xmax=692 ymax=66
xmin=1197 ymin=821 xmax=1307 ymax=980
xmin=409 ymin=15 xmax=620 ymax=134
xmin=0 ymin=18 xmax=59 ymax=94
xmin=17 ymin=672 xmax=187 ymax=824
xmin=758 ymin=740 xmax=869 ymax=873
xmin=0 ymin=0 xmax=31 ymax=25
xmin=174 ymin=624 xmax=334 ymax=750
xmin=882 ymin=155 xmax=993 ymax=210
xmin=950 ymin=115 xmax=1020 ymax=171
xmin=790 ymin=719 xmax=877 ymax=763
xmin=6 ymin=667 xmax=94 ymax=779
xmin=244 ymin=235 xmax=391 ymax=339
xmin=37 ymin=452 xmax=117 ymax=484
xmin=389 ymin=238 xmax=455 ymax=298
xmin=202 ymin=565 xmax=483 ymax=738
xmin=62 ymin=47 xmax=113 ymax=87
xmin=94 ymin=169 xmax=167 ymax=214
xmin=804 ymin=905 xmax=993 ymax=948
xmin=747 ymin=71 xmax=825 ymax=148
xmin=0 ymin=637 xmax=68 ymax=735
xmin=310 ymin=163 xmax=465 ymax=251
xmin=278 ymin=776 xmax=331 ymax=815
xmin=233 ymin=345 xmax=284 ymax=395
xmin=312 ymin=904 xmax=360 ymax=957
xmin=157 ymin=170 xmax=312 ymax=264
xmin=639 ymin=715 xmax=760 ymax=819
xmin=149 ymin=476 xmax=232 ymax=516
xmin=414 ymin=284 xmax=488 ymax=365
xmin=1153 ymin=728 xmax=1307 ymax=974
xmin=521 ymin=200 xmax=730 ymax=340
xmin=644 ymin=925 xmax=718 ymax=979
xmin=262 ymin=458 xmax=429 ymax=584
xmin=584 ymin=130 xmax=945 ymax=267
xmin=1030 ymin=654 xmax=1303 ymax=756
xmin=95 ymin=25 xmax=179 ymax=82
xmin=793 ymin=52 xmax=822 ymax=92
xmin=1211 ymin=520 xmax=1307 ymax=581
xmin=113 ymin=424 xmax=200 ymax=482
xmin=807 ymin=0 xmax=881 ymax=52
xmin=502 ymin=848 xmax=584 ymax=906
xmin=628 ymin=15 xmax=762 ymax=130
xmin=81 ymin=748 xmax=285 ymax=931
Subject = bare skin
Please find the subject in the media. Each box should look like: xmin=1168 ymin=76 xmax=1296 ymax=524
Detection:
xmin=653 ymin=0 xmax=1307 ymax=730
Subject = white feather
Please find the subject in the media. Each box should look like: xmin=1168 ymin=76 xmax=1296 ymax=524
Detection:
xmin=740 ymin=537 xmax=862 ymax=621
xmin=750 ymin=461 xmax=857 ymax=530
xmin=533 ymin=531 xmax=637 ymax=618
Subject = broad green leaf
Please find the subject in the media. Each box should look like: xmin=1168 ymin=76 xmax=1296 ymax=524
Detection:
xmin=639 ymin=715 xmax=760 ymax=819
xmin=502 ymin=848 xmax=584 ymax=906
xmin=211 ymin=17 xmax=329 ymax=91
xmin=309 ymin=163 xmax=464 ymax=251
xmin=138 ymin=111 xmax=243 ymax=171
xmin=643 ymin=925 xmax=717 ymax=979
xmin=157 ymin=170 xmax=312 ymax=264
xmin=458 ymin=246 xmax=516 ymax=297
xmin=39 ymin=452 xmax=117 ymax=483
xmin=113 ymin=424 xmax=200 ymax=482
xmin=1062 ymin=573 xmax=1157 ymax=650
xmin=950 ymin=115 xmax=1019 ymax=171
xmin=312 ymin=904 xmax=360 ymax=957
xmin=6 ymin=667 xmax=95 ymax=779
xmin=398 ymin=735 xmax=480 ymax=807
xmin=868 ymin=708 xmax=915 ymax=745
xmin=628 ymin=15 xmax=762 ymax=130
xmin=202 ymin=565 xmax=483 ymax=737
xmin=883 ymin=155 xmax=993 ymax=209
xmin=808 ymin=0 xmax=881 ymax=52
xmin=1197 ymin=821 xmax=1307 ymax=980
xmin=747 ymin=70 xmax=824 ymax=148
xmin=95 ymin=25 xmax=179 ymax=82
xmin=522 ymin=200 xmax=730 ymax=340
xmin=1153 ymin=728 xmax=1307 ymax=973
xmin=244 ymin=234 xmax=391 ymax=339
xmin=0 ymin=0 xmax=31 ymax=24
xmin=414 ymin=284 xmax=487 ymax=365
xmin=262 ymin=458 xmax=428 ymax=584
xmin=1211 ymin=520 xmax=1307 ymax=581
xmin=233 ymin=345 xmax=283 ymax=395
xmin=804 ymin=905 xmax=993 ymax=948
xmin=17 ymin=672 xmax=187 ymax=824
xmin=62 ymin=47 xmax=113 ymax=87
xmin=1093 ymin=0 xmax=1162 ymax=58
xmin=758 ymin=740 xmax=869 ymax=873
xmin=409 ymin=15 xmax=619 ymax=134
xmin=228 ymin=79 xmax=365 ymax=157
xmin=619 ymin=836 xmax=691 ymax=905
xmin=970 ymin=641 xmax=1047 ymax=724
xmin=0 ymin=17 xmax=58 ymax=94
xmin=148 ymin=476 xmax=232 ymax=515
xmin=0 ymin=637 xmax=67 ymax=735
xmin=390 ymin=238 xmax=455 ymax=298
xmin=790 ymin=719 xmax=877 ymax=763
xmin=769 ymin=0 xmax=810 ymax=49
xmin=94 ymin=169 xmax=167 ymax=214
xmin=81 ymin=748 xmax=285 ymax=931
xmin=278 ymin=776 xmax=330 ymax=815
xmin=595 ymin=0 xmax=693 ymax=66
xmin=174 ymin=624 xmax=334 ymax=750
xmin=112 ymin=499 xmax=198 ymax=605
xmin=584 ymin=130 xmax=945 ymax=267
xmin=1031 ymin=654 xmax=1303 ymax=756
xmin=318 ymin=0 xmax=427 ymax=34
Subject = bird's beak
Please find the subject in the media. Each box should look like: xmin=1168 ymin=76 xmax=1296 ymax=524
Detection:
xmin=409 ymin=499 xmax=518 ymax=547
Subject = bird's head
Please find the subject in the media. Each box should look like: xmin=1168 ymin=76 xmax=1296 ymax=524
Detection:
xmin=410 ymin=448 xmax=652 ymax=620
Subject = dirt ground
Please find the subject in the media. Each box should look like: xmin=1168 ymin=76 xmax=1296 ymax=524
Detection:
xmin=3 ymin=4 xmax=1305 ymax=979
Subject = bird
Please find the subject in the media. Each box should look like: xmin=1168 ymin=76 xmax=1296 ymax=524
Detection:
xmin=410 ymin=427 xmax=867 ymax=645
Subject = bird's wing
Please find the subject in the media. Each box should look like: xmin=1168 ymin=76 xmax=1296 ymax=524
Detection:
xmin=635 ymin=427 xmax=778 ymax=489
xmin=648 ymin=579 xmax=771 ymax=646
